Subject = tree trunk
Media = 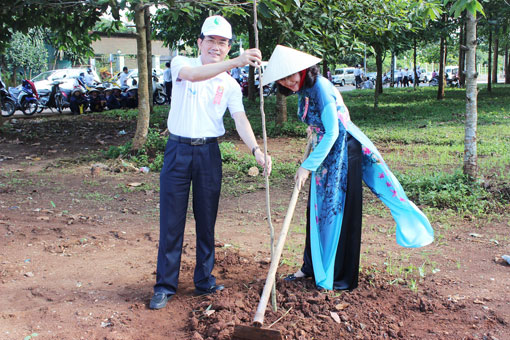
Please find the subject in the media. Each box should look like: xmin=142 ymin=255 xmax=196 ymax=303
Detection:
xmin=390 ymin=51 xmax=395 ymax=87
xmin=275 ymin=91 xmax=287 ymax=125
xmin=374 ymin=49 xmax=383 ymax=109
xmin=132 ymin=3 xmax=150 ymax=152
xmin=438 ymin=34 xmax=445 ymax=100
xmin=492 ymin=38 xmax=498 ymax=84
xmin=413 ymin=38 xmax=417 ymax=89
xmin=463 ymin=10 xmax=478 ymax=178
xmin=322 ymin=56 xmax=328 ymax=78
xmin=487 ymin=27 xmax=492 ymax=92
xmin=376 ymin=48 xmax=383 ymax=95
xmin=145 ymin=7 xmax=154 ymax=114
xmin=458 ymin=16 xmax=466 ymax=87
xmin=505 ymin=43 xmax=510 ymax=84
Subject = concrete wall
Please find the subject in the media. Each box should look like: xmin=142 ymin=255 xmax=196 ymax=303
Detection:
xmin=91 ymin=33 xmax=170 ymax=57
xmin=91 ymin=32 xmax=174 ymax=73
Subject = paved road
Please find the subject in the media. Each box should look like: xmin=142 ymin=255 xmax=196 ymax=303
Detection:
xmin=4 ymin=108 xmax=71 ymax=119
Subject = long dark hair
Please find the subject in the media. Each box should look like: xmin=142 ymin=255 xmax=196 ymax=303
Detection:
xmin=276 ymin=65 xmax=320 ymax=96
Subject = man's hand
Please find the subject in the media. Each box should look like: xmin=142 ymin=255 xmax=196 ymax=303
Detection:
xmin=254 ymin=148 xmax=272 ymax=176
xmin=236 ymin=48 xmax=262 ymax=68
xmin=294 ymin=167 xmax=310 ymax=191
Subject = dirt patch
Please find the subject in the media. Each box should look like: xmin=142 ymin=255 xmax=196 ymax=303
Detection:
xmin=1 ymin=115 xmax=509 ymax=340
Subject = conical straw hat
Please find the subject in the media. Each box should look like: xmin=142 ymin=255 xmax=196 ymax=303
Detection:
xmin=261 ymin=45 xmax=322 ymax=86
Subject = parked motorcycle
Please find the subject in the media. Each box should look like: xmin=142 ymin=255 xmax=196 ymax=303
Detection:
xmin=152 ymin=74 xmax=166 ymax=105
xmin=429 ymin=76 xmax=439 ymax=86
xmin=0 ymin=79 xmax=16 ymax=117
xmin=60 ymin=88 xmax=72 ymax=109
xmin=130 ymin=74 xmax=166 ymax=105
xmin=241 ymin=77 xmax=274 ymax=97
xmin=8 ymin=79 xmax=39 ymax=115
xmin=37 ymin=80 xmax=64 ymax=113
xmin=447 ymin=76 xmax=459 ymax=88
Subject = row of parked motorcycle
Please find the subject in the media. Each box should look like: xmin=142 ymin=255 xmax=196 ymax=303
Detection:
xmin=0 ymin=78 xmax=40 ymax=117
xmin=0 ymin=73 xmax=168 ymax=118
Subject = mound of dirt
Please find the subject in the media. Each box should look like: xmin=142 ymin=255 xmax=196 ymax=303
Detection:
xmin=187 ymin=249 xmax=505 ymax=340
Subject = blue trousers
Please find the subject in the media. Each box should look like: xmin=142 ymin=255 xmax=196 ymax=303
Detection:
xmin=154 ymin=138 xmax=222 ymax=295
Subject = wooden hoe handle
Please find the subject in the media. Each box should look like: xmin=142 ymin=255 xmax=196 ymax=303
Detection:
xmin=253 ymin=181 xmax=301 ymax=326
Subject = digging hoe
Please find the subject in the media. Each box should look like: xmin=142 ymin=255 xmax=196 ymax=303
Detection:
xmin=232 ymin=181 xmax=302 ymax=340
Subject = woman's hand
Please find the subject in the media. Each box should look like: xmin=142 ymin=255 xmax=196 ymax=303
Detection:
xmin=306 ymin=126 xmax=313 ymax=139
xmin=294 ymin=166 xmax=310 ymax=191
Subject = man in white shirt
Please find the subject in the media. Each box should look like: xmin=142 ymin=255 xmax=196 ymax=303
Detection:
xmin=163 ymin=62 xmax=172 ymax=103
xmin=230 ymin=66 xmax=241 ymax=83
xmin=354 ymin=64 xmax=362 ymax=89
xmin=84 ymin=68 xmax=95 ymax=86
xmin=150 ymin=15 xmax=272 ymax=310
xmin=118 ymin=66 xmax=129 ymax=88
xmin=403 ymin=67 xmax=409 ymax=87
xmin=396 ymin=68 xmax=403 ymax=87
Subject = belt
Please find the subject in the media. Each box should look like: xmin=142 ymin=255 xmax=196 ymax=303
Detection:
xmin=168 ymin=133 xmax=217 ymax=145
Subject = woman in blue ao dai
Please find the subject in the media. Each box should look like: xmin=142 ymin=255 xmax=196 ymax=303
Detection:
xmin=262 ymin=46 xmax=434 ymax=291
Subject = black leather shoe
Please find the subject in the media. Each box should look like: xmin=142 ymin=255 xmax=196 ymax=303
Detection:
xmin=149 ymin=292 xmax=173 ymax=309
xmin=194 ymin=284 xmax=224 ymax=296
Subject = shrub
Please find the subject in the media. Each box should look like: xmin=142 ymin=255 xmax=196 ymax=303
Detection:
xmin=104 ymin=127 xmax=167 ymax=170
xmin=396 ymin=170 xmax=493 ymax=216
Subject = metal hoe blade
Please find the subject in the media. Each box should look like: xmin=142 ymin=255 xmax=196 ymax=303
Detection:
xmin=232 ymin=325 xmax=282 ymax=340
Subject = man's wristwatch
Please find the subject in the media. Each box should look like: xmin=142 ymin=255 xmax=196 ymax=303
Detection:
xmin=252 ymin=145 xmax=260 ymax=156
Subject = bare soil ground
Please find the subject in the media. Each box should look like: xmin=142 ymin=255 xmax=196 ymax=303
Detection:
xmin=1 ymin=115 xmax=509 ymax=340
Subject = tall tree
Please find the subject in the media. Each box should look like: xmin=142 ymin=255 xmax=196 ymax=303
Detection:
xmin=132 ymin=1 xmax=151 ymax=151
xmin=463 ymin=9 xmax=479 ymax=178
xmin=145 ymin=7 xmax=154 ymax=115
xmin=438 ymin=14 xmax=447 ymax=100
xmin=505 ymin=43 xmax=510 ymax=84
xmin=487 ymin=22 xmax=493 ymax=92
xmin=492 ymin=35 xmax=499 ymax=84
xmin=458 ymin=14 xmax=467 ymax=87
xmin=449 ymin=0 xmax=485 ymax=178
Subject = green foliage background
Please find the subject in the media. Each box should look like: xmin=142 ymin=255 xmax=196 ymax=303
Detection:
xmin=103 ymin=85 xmax=510 ymax=216
xmin=4 ymin=30 xmax=48 ymax=80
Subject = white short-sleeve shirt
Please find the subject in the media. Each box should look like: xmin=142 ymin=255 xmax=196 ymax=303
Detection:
xmin=167 ymin=55 xmax=244 ymax=138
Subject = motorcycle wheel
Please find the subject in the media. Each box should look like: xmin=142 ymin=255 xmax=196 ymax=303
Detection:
xmin=55 ymin=95 xmax=63 ymax=113
xmin=22 ymin=100 xmax=38 ymax=116
xmin=154 ymin=92 xmax=166 ymax=105
xmin=1 ymin=100 xmax=15 ymax=117
xmin=37 ymin=97 xmax=48 ymax=113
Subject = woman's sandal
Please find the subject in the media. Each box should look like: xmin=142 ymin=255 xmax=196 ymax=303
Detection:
xmin=284 ymin=274 xmax=299 ymax=281
xmin=284 ymin=273 xmax=310 ymax=281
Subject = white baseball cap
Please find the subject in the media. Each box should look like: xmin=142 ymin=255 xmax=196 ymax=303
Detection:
xmin=262 ymin=45 xmax=322 ymax=86
xmin=201 ymin=16 xmax=232 ymax=39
